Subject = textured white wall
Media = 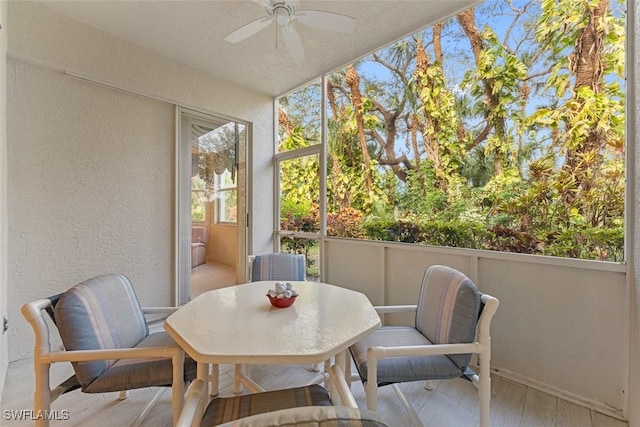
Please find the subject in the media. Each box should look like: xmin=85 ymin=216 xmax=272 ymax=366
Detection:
xmin=8 ymin=61 xmax=175 ymax=360
xmin=6 ymin=3 xmax=275 ymax=259
xmin=6 ymin=2 xmax=275 ymax=361
xmin=0 ymin=0 xmax=9 ymax=401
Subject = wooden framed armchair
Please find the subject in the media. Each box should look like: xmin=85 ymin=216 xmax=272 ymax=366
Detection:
xmin=21 ymin=273 xmax=197 ymax=427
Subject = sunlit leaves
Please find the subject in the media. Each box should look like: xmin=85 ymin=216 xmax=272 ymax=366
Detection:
xmin=277 ymin=0 xmax=625 ymax=262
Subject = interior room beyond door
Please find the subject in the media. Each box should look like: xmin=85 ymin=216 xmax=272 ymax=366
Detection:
xmin=177 ymin=109 xmax=247 ymax=303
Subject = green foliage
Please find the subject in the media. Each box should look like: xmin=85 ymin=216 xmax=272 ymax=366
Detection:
xmin=280 ymin=207 xmax=319 ymax=263
xmin=544 ymin=225 xmax=624 ymax=261
xmin=424 ymin=221 xmax=488 ymax=248
xmin=279 ymin=131 xmax=320 ymax=225
xmin=280 ymin=197 xmax=313 ymax=220
xmin=362 ymin=218 xmax=487 ymax=248
xmin=327 ymin=207 xmax=366 ymax=238
xmin=326 ymin=115 xmax=388 ymax=213
xmin=278 ymin=126 xmax=310 ymax=151
xmin=534 ymin=0 xmax=625 ymax=150
xmin=191 ymin=177 xmax=206 ymax=222
xmin=461 ymin=26 xmax=529 ymax=172
xmin=276 ymin=0 xmax=626 ymax=262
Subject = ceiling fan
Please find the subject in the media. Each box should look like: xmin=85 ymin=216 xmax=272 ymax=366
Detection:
xmin=225 ymin=0 xmax=356 ymax=63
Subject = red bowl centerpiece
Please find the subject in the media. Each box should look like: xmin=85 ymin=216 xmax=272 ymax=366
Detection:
xmin=267 ymin=294 xmax=297 ymax=308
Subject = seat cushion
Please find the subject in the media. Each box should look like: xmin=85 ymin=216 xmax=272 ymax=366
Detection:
xmin=83 ymin=331 xmax=197 ymax=393
xmin=415 ymin=265 xmax=480 ymax=370
xmin=216 ymin=406 xmax=389 ymax=427
xmin=202 ymin=384 xmax=331 ymax=426
xmin=350 ymin=326 xmax=463 ymax=386
xmin=54 ymin=274 xmax=149 ymax=386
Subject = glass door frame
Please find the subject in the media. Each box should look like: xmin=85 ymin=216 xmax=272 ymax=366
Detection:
xmin=273 ymin=75 xmax=328 ymax=279
xmin=175 ymin=106 xmax=249 ymax=305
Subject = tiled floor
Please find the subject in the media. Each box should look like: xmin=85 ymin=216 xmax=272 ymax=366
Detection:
xmin=191 ymin=261 xmax=237 ymax=298
xmin=0 ymin=357 xmax=628 ymax=427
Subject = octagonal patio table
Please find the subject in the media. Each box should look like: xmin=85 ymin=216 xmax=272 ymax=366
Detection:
xmin=164 ymin=280 xmax=381 ymax=395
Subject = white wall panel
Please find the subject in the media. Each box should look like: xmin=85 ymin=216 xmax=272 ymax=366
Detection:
xmin=323 ymin=240 xmax=385 ymax=305
xmin=478 ymin=258 xmax=626 ymax=417
xmin=385 ymin=248 xmax=474 ymax=302
xmin=324 ymin=238 xmax=627 ymax=418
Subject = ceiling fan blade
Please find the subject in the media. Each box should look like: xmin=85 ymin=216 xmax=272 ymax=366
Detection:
xmin=296 ymin=10 xmax=356 ymax=33
xmin=225 ymin=16 xmax=273 ymax=43
xmin=251 ymin=0 xmax=274 ymax=9
xmin=282 ymin=24 xmax=305 ymax=62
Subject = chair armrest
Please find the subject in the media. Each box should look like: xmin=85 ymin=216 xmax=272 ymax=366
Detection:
xmin=374 ymin=305 xmax=417 ymax=314
xmin=177 ymin=379 xmax=206 ymax=427
xmin=368 ymin=342 xmax=481 ymax=359
xmin=142 ymin=307 xmax=179 ymax=331
xmin=478 ymin=294 xmax=499 ymax=344
xmin=45 ymin=345 xmax=184 ymax=363
xmin=142 ymin=307 xmax=180 ymax=315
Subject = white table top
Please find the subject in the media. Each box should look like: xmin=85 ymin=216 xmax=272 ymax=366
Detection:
xmin=164 ymin=281 xmax=381 ymax=365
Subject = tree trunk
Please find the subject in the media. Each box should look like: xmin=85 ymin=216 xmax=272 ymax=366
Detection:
xmin=415 ymin=39 xmax=443 ymax=183
xmin=326 ymin=80 xmax=355 ymax=210
xmin=458 ymin=8 xmax=505 ymax=176
xmin=345 ymin=65 xmax=373 ymax=193
xmin=563 ymin=0 xmax=608 ymax=206
xmin=433 ymin=22 xmax=444 ymax=64
xmin=409 ymin=116 xmax=426 ymax=193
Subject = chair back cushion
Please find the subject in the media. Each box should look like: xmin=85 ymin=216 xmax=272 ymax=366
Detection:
xmin=415 ymin=265 xmax=480 ymax=370
xmin=54 ymin=274 xmax=149 ymax=386
xmin=204 ymin=384 xmax=331 ymax=426
xmin=251 ymin=253 xmax=305 ymax=282
xmin=192 ymin=226 xmax=209 ymax=245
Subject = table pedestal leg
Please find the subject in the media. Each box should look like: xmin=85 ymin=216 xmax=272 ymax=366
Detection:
xmin=209 ymin=364 xmax=219 ymax=397
xmin=233 ymin=364 xmax=265 ymax=394
xmin=196 ymin=362 xmax=209 ymax=421
xmin=345 ymin=352 xmax=352 ymax=388
xmin=233 ymin=364 xmax=244 ymax=394
xmin=335 ymin=351 xmax=346 ymax=376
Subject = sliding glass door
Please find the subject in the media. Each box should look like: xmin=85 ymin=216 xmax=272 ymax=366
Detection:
xmin=176 ymin=108 xmax=247 ymax=304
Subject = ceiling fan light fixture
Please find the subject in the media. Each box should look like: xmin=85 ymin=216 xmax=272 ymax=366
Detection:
xmin=274 ymin=7 xmax=290 ymax=26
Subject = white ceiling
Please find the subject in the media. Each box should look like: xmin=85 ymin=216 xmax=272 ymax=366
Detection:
xmin=39 ymin=0 xmax=479 ymax=97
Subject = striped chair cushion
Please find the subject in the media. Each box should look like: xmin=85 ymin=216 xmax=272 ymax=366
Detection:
xmin=415 ymin=265 xmax=480 ymax=370
xmin=202 ymin=385 xmax=331 ymax=426
xmin=251 ymin=253 xmax=306 ymax=282
xmin=54 ymin=274 xmax=149 ymax=386
xmin=83 ymin=331 xmax=197 ymax=393
xmin=350 ymin=326 xmax=463 ymax=385
xmin=216 ymin=406 xmax=389 ymax=427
